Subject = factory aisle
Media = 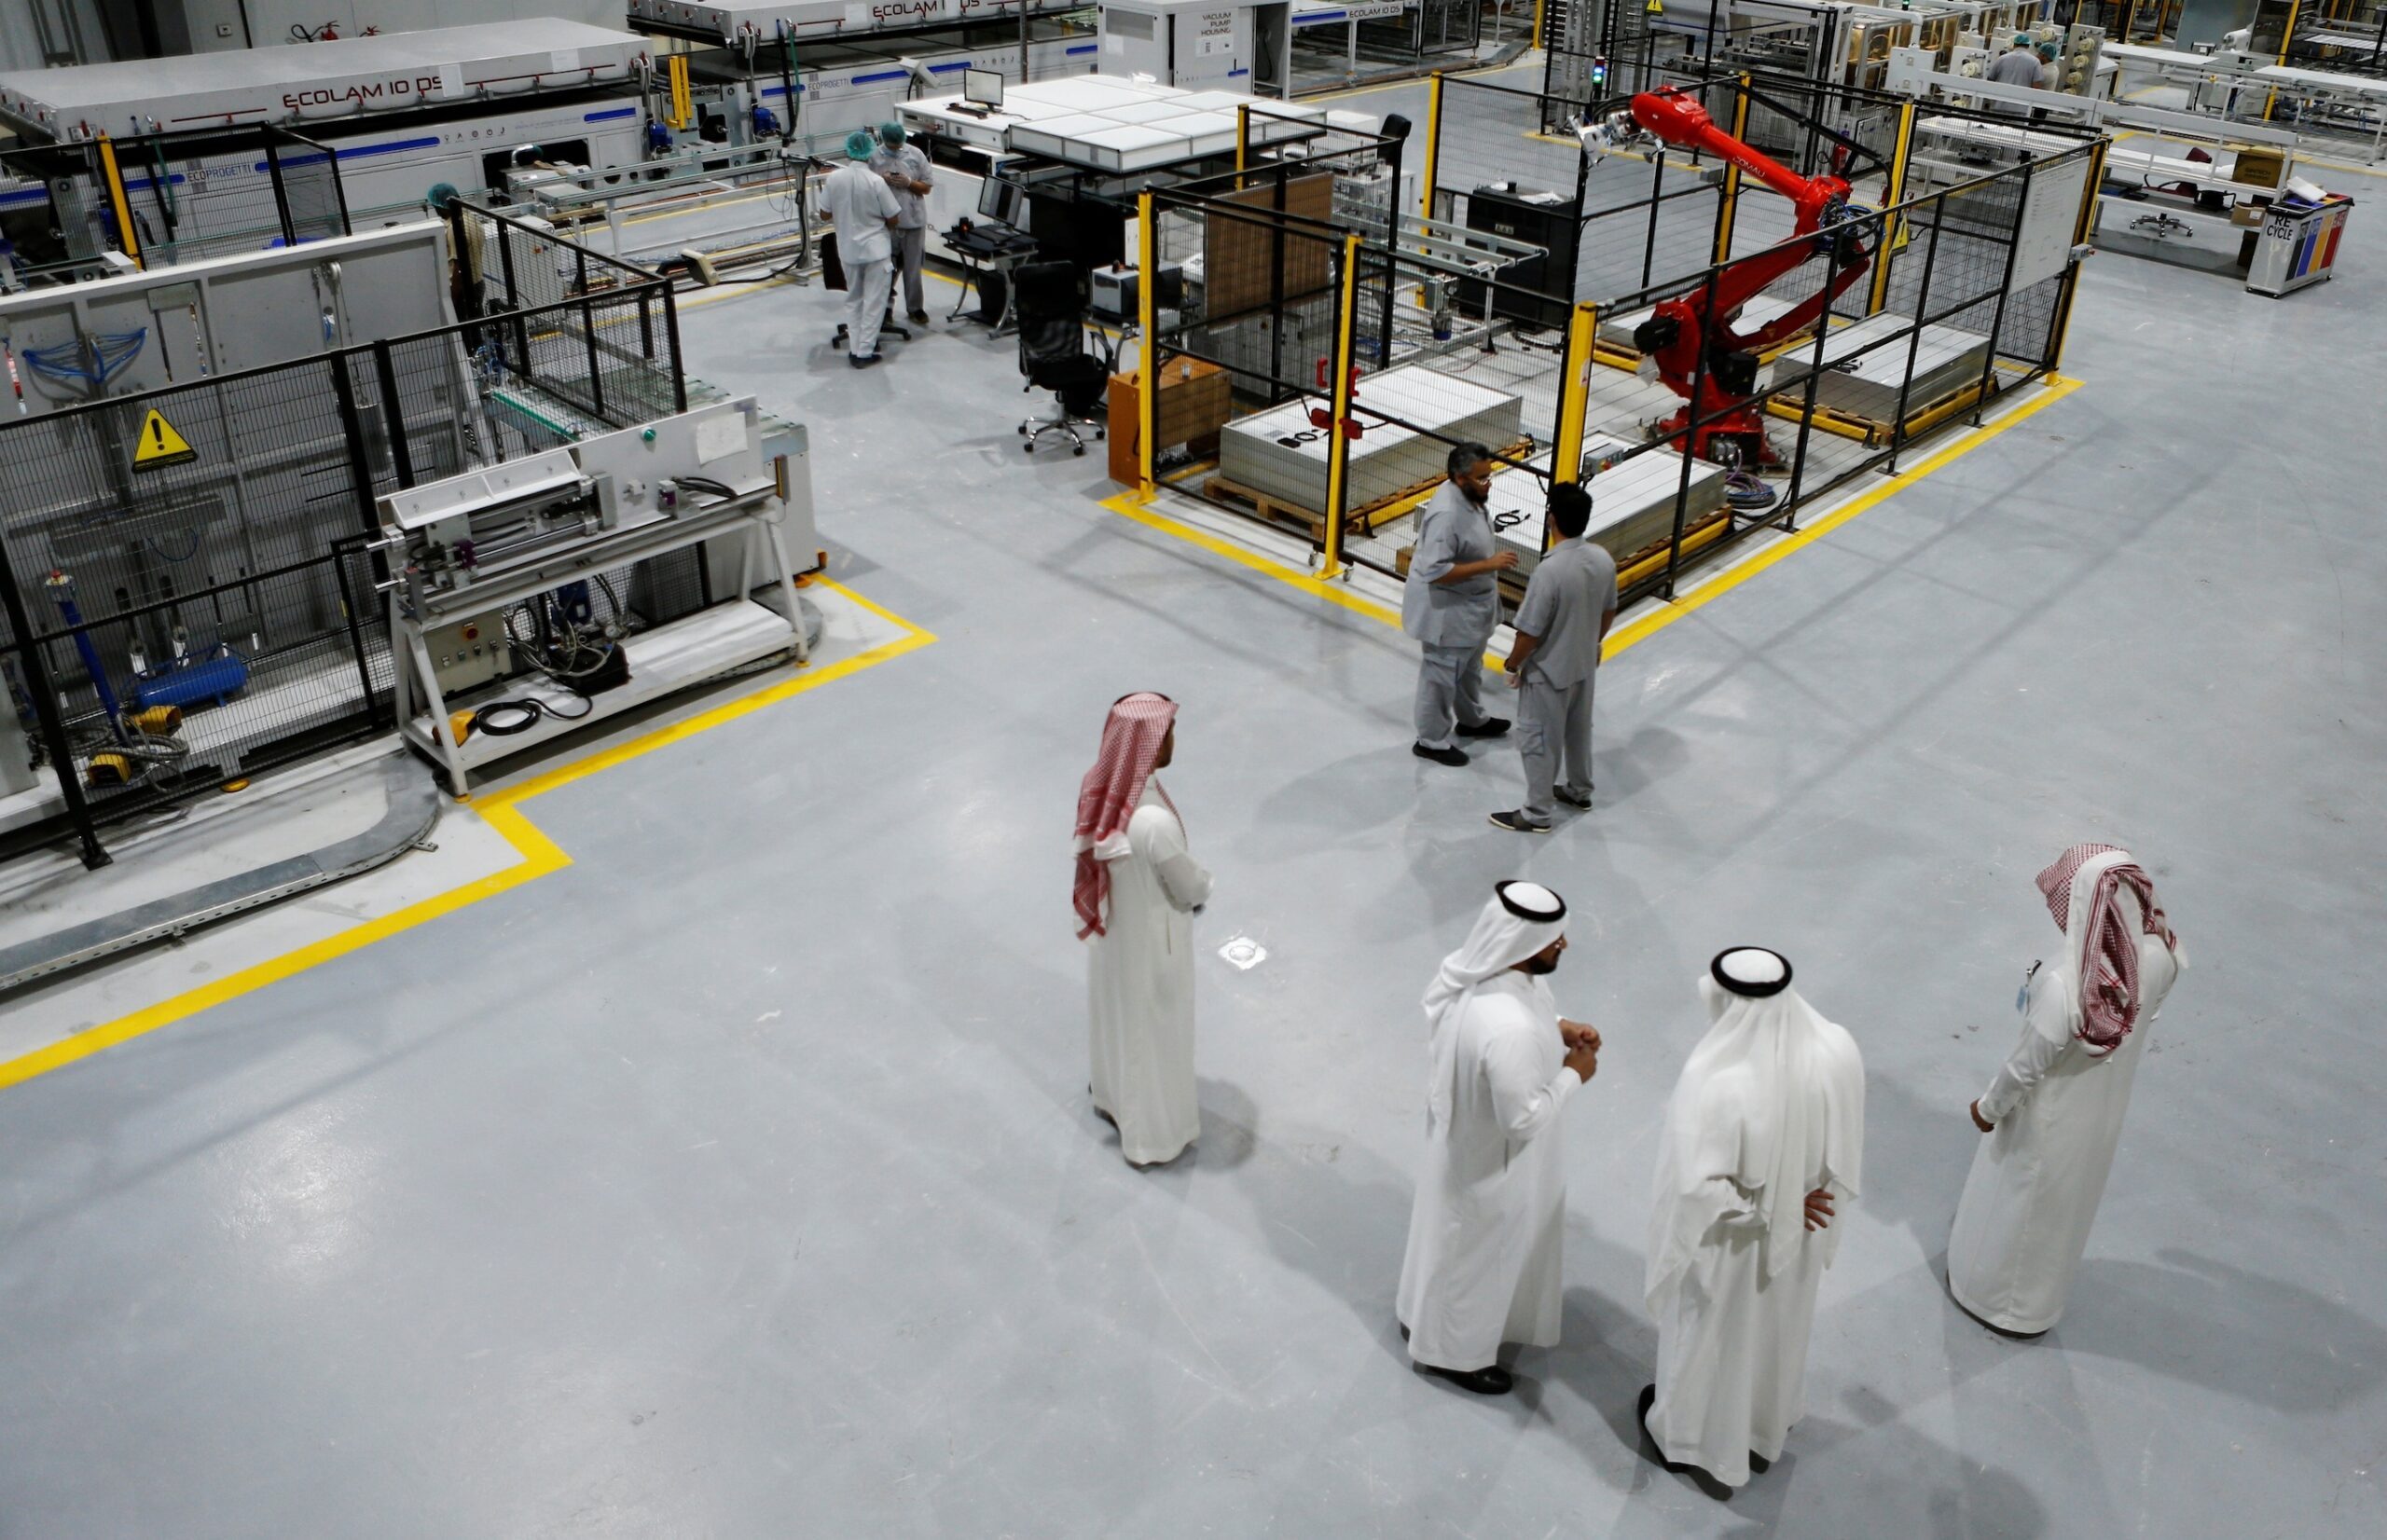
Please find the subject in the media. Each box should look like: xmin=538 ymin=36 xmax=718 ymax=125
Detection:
xmin=0 ymin=239 xmax=2379 ymax=1538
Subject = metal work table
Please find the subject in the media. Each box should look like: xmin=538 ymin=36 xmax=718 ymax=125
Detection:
xmin=943 ymin=223 xmax=1042 ymax=336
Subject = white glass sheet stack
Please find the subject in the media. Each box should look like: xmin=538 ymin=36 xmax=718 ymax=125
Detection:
xmin=1488 ymin=434 xmax=1728 ymax=574
xmin=1218 ymin=364 xmax=1525 ymax=516
xmin=1773 ymin=314 xmax=1994 ymax=421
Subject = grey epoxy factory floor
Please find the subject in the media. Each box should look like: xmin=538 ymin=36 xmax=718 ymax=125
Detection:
xmin=4 ymin=190 xmax=2385 ymax=1539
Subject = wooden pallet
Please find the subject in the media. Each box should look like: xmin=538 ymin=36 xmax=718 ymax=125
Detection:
xmin=1201 ymin=435 xmax=1538 ymax=539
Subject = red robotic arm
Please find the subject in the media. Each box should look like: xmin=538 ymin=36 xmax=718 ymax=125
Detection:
xmin=1625 ymin=88 xmax=1873 ymax=465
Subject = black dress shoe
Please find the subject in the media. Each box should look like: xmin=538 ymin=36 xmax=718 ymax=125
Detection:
xmin=908 ymin=309 xmax=931 ymax=323
xmin=1638 ymin=1385 xmax=1697 ymax=1474
xmin=1555 ymin=788 xmax=1594 ymax=810
xmin=1417 ymin=1362 xmax=1512 ymax=1396
xmin=1399 ymin=1323 xmax=1410 ymax=1341
xmin=1487 ymin=809 xmax=1552 ymax=833
xmin=1749 ymin=1452 xmax=1772 ymax=1474
xmin=1413 ymin=742 xmax=1468 ymax=767
xmin=1456 ymin=717 xmax=1511 ymax=738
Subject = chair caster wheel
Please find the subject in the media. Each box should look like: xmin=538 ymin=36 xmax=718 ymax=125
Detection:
xmin=1073 ymin=445 xmax=1085 ymax=457
xmin=1023 ymin=443 xmax=1035 ymax=453
xmin=1017 ymin=424 xmax=1028 ymax=435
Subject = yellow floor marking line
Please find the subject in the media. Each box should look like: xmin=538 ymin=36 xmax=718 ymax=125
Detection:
xmin=0 ymin=579 xmax=934 ymax=1094
xmin=1600 ymin=374 xmax=2079 ymax=656
xmin=1105 ymin=375 xmax=2083 ymax=668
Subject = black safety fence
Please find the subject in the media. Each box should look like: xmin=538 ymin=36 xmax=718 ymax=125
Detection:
xmin=1553 ymin=132 xmax=2102 ymax=607
xmin=0 ymin=206 xmax=685 ymax=870
xmin=1125 ymin=55 xmax=2101 ymax=631
xmin=0 ymin=125 xmax=348 ymax=286
xmin=1138 ymin=169 xmax=1590 ymax=587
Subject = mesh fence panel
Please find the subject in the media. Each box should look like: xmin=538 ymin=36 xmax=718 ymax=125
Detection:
xmin=0 ymin=206 xmax=686 ymax=860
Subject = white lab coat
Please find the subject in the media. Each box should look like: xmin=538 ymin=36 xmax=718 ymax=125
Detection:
xmin=1086 ymin=784 xmax=1211 ymax=1165
xmin=1947 ymin=929 xmax=2182 ymax=1334
xmin=1646 ymin=980 xmax=1864 ymax=1488
xmin=1395 ymin=971 xmax=1580 ymax=1371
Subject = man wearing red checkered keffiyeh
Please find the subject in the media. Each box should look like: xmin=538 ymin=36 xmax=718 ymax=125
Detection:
xmin=1947 ymin=844 xmax=2187 ymax=1335
xmin=1077 ymin=694 xmax=1212 ymax=1167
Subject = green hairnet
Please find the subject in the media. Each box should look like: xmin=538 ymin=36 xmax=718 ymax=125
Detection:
xmin=427 ymin=181 xmax=460 ymax=211
xmin=2013 ymin=33 xmax=2033 ymax=47
xmin=845 ymin=129 xmax=877 ymax=161
xmin=878 ymin=121 xmax=905 ymax=146
xmin=2038 ymin=39 xmax=2060 ymax=57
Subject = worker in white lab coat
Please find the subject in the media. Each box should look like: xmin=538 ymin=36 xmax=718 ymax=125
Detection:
xmin=819 ymin=130 xmax=900 ymax=368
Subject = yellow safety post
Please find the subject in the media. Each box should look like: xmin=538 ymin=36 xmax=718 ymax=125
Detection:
xmin=1552 ymin=303 xmax=1596 ymax=488
xmin=1236 ymin=103 xmax=1250 ymax=189
xmin=1138 ymin=191 xmax=1160 ymax=501
xmin=1531 ymin=0 xmax=1546 ymax=47
xmin=1547 ymin=302 xmax=1597 ymax=552
xmin=1867 ymin=102 xmax=1918 ymax=316
xmin=2265 ymin=0 xmax=2303 ymax=121
xmin=2122 ymin=0 xmax=2139 ymax=41
xmin=1419 ymin=73 xmax=1443 ymax=222
xmin=1712 ymin=74 xmax=1753 ymax=265
xmin=2046 ymin=141 xmax=2106 ymax=372
xmin=1319 ymin=232 xmax=1362 ymax=580
xmin=94 ymin=133 xmax=144 ymax=270
xmin=667 ymin=54 xmax=693 ymax=130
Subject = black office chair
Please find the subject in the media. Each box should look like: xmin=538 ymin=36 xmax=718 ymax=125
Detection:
xmin=1014 ymin=261 xmax=1114 ymax=457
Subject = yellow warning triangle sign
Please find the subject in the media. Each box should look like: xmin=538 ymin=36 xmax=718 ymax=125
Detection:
xmin=131 ymin=407 xmax=196 ymax=471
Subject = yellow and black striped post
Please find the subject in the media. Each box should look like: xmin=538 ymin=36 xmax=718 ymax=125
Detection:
xmin=1419 ymin=73 xmax=1443 ymax=223
xmin=1552 ymin=303 xmax=1597 ymax=490
xmin=2046 ymin=141 xmax=2106 ymax=373
xmin=95 ymin=133 xmax=143 ymax=270
xmin=1138 ymin=191 xmax=1160 ymax=501
xmin=1319 ymin=232 xmax=1363 ymax=580
xmin=1712 ymin=74 xmax=1753 ymax=266
xmin=1867 ymin=102 xmax=1918 ymax=316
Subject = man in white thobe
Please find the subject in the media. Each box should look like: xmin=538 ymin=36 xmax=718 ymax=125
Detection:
xmin=1642 ymin=948 xmax=1865 ymax=1493
xmin=1075 ymin=693 xmax=1212 ymax=1167
xmin=820 ymin=130 xmax=899 ymax=368
xmin=1395 ymin=881 xmax=1602 ymax=1396
xmin=1948 ymin=844 xmax=2185 ymax=1335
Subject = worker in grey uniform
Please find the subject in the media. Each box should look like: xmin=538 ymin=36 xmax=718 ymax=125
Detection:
xmin=1489 ymin=484 xmax=1617 ymax=834
xmin=1402 ymin=442 xmax=1515 ymax=766
xmin=1985 ymin=33 xmax=2045 ymax=114
xmin=872 ymin=120 xmax=934 ymax=324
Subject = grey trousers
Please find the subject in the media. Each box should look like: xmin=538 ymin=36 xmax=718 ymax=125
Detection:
xmin=1414 ymin=643 xmax=1491 ymax=749
xmin=894 ymin=226 xmax=927 ymax=315
xmin=846 ymin=254 xmax=893 ymax=359
xmin=1518 ymin=672 xmax=1594 ymax=821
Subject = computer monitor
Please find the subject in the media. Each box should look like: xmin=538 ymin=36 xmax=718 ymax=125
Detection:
xmin=976 ymin=176 xmax=1028 ymax=228
xmin=963 ymin=68 xmax=1004 ymax=109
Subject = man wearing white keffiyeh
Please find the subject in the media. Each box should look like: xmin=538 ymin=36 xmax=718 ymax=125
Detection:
xmin=1639 ymin=948 xmax=1865 ymax=1493
xmin=1393 ymin=882 xmax=1603 ymax=1396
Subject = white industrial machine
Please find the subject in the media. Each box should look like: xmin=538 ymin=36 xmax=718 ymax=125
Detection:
xmin=1097 ymin=1 xmax=1276 ymax=93
xmin=377 ymin=395 xmax=818 ymax=793
xmin=0 ymin=21 xmax=655 ymax=240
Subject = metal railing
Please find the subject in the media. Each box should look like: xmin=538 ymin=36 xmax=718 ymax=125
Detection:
xmin=0 ymin=207 xmax=687 ymax=870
